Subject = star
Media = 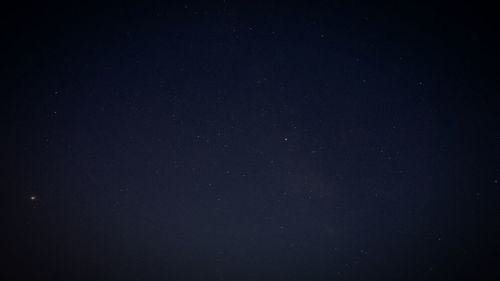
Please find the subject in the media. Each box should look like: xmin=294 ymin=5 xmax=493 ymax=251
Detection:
xmin=29 ymin=195 xmax=36 ymax=201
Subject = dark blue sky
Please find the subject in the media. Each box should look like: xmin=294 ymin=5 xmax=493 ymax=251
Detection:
xmin=4 ymin=1 xmax=500 ymax=280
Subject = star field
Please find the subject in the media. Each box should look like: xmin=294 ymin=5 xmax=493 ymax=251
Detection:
xmin=4 ymin=1 xmax=500 ymax=281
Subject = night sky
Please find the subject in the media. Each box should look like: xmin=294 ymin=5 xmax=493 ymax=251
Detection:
xmin=4 ymin=1 xmax=500 ymax=280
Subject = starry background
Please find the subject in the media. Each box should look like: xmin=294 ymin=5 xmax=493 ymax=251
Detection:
xmin=3 ymin=1 xmax=500 ymax=281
